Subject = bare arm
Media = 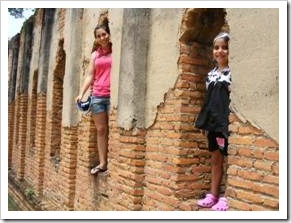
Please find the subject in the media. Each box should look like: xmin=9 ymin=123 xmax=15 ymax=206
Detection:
xmin=75 ymin=54 xmax=95 ymax=102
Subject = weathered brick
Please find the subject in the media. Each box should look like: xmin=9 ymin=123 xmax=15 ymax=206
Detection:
xmin=145 ymin=190 xmax=179 ymax=208
xmin=229 ymin=124 xmax=239 ymax=133
xmin=237 ymin=169 xmax=263 ymax=181
xmin=252 ymin=148 xmax=264 ymax=159
xmin=228 ymin=156 xmax=253 ymax=168
xmin=179 ymin=54 xmax=211 ymax=66
xmin=229 ymin=136 xmax=254 ymax=145
xmin=251 ymin=204 xmax=272 ymax=211
xmin=228 ymin=198 xmax=251 ymax=211
xmin=236 ymin=189 xmax=264 ymax=204
xmin=254 ymin=138 xmax=278 ymax=148
xmin=263 ymin=197 xmax=279 ymax=209
xmin=262 ymin=175 xmax=279 ymax=185
xmin=172 ymin=157 xmax=200 ymax=165
xmin=271 ymin=162 xmax=279 ymax=174
xmin=226 ymin=165 xmax=238 ymax=176
xmin=264 ymin=150 xmax=279 ymax=161
xmin=253 ymin=160 xmax=274 ymax=171
xmin=237 ymin=147 xmax=252 ymax=157
xmin=238 ymin=125 xmax=263 ymax=135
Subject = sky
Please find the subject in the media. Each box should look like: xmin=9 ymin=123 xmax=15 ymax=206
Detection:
xmin=8 ymin=8 xmax=35 ymax=40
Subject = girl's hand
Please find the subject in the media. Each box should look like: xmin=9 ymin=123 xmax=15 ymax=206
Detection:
xmin=75 ymin=94 xmax=83 ymax=103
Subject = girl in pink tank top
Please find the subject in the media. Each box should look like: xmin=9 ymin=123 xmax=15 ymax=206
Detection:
xmin=76 ymin=18 xmax=111 ymax=175
xmin=92 ymin=46 xmax=111 ymax=97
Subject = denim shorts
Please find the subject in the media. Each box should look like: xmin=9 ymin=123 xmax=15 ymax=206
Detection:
xmin=90 ymin=96 xmax=110 ymax=114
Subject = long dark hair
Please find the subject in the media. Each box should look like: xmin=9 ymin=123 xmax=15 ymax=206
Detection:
xmin=91 ymin=17 xmax=112 ymax=53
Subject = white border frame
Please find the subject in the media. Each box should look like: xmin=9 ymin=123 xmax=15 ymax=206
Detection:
xmin=1 ymin=1 xmax=288 ymax=220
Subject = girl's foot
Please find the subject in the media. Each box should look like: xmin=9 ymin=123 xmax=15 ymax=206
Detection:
xmin=90 ymin=165 xmax=107 ymax=175
xmin=211 ymin=197 xmax=228 ymax=211
xmin=197 ymin=193 xmax=218 ymax=208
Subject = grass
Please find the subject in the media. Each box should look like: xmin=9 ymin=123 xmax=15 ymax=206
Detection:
xmin=8 ymin=195 xmax=20 ymax=211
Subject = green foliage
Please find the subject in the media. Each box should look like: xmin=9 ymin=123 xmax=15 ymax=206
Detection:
xmin=8 ymin=8 xmax=24 ymax=18
xmin=8 ymin=8 xmax=35 ymax=19
xmin=8 ymin=195 xmax=20 ymax=211
xmin=24 ymin=187 xmax=35 ymax=200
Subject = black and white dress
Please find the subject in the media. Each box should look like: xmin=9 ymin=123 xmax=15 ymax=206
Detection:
xmin=195 ymin=66 xmax=231 ymax=155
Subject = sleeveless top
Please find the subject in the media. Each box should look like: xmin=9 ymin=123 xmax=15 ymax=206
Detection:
xmin=92 ymin=47 xmax=112 ymax=97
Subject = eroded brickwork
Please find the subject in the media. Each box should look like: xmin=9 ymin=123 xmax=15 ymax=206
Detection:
xmin=227 ymin=114 xmax=279 ymax=210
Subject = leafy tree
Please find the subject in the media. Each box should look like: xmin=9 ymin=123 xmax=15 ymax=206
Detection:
xmin=8 ymin=8 xmax=24 ymax=18
xmin=8 ymin=8 xmax=35 ymax=19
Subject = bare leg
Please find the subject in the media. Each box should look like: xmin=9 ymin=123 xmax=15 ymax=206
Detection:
xmin=92 ymin=111 xmax=108 ymax=169
xmin=210 ymin=150 xmax=224 ymax=197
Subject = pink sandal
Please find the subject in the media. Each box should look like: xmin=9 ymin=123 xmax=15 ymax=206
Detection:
xmin=211 ymin=197 xmax=228 ymax=211
xmin=197 ymin=193 xmax=218 ymax=208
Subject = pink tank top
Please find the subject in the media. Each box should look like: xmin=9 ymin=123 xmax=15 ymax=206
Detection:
xmin=92 ymin=48 xmax=112 ymax=97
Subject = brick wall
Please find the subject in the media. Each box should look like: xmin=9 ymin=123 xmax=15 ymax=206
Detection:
xmin=33 ymin=94 xmax=47 ymax=196
xmin=226 ymin=114 xmax=279 ymax=210
xmin=108 ymin=115 xmax=146 ymax=210
xmin=24 ymin=70 xmax=38 ymax=186
xmin=74 ymin=115 xmax=100 ymax=211
xmin=8 ymin=102 xmax=15 ymax=169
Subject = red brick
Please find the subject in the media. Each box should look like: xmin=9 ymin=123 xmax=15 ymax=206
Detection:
xmin=226 ymin=165 xmax=238 ymax=175
xmin=238 ymin=125 xmax=263 ymax=135
xmin=229 ymin=113 xmax=241 ymax=123
xmin=166 ymin=131 xmax=183 ymax=139
xmin=229 ymin=124 xmax=239 ymax=133
xmin=251 ymin=204 xmax=272 ymax=211
xmin=180 ymin=105 xmax=201 ymax=114
xmin=227 ymin=147 xmax=238 ymax=155
xmin=263 ymin=197 xmax=279 ymax=209
xmin=178 ymin=201 xmax=194 ymax=211
xmin=229 ymin=198 xmax=251 ymax=211
xmin=163 ymin=164 xmax=186 ymax=173
xmin=264 ymin=151 xmax=279 ymax=161
xmin=192 ymin=165 xmax=211 ymax=174
xmin=254 ymin=138 xmax=278 ymax=148
xmin=228 ymin=136 xmax=254 ymax=145
xmin=252 ymin=148 xmax=264 ymax=159
xmin=172 ymin=157 xmax=200 ymax=165
xmin=253 ymin=160 xmax=273 ymax=171
xmin=260 ymin=184 xmax=279 ymax=197
xmin=180 ymin=73 xmax=204 ymax=83
xmin=228 ymin=177 xmax=258 ymax=191
xmin=146 ymin=152 xmax=169 ymax=163
xmin=262 ymin=175 xmax=279 ymax=185
xmin=179 ymin=141 xmax=198 ymax=148
xmin=180 ymin=43 xmax=191 ymax=55
xmin=237 ymin=147 xmax=252 ymax=157
xmin=145 ymin=190 xmax=179 ymax=208
xmin=179 ymin=54 xmax=210 ymax=66
xmin=176 ymin=79 xmax=190 ymax=88
xmin=236 ymin=189 xmax=264 ymax=204
xmin=119 ymin=135 xmax=145 ymax=144
xmin=237 ymin=169 xmax=263 ymax=181
xmin=174 ymin=174 xmax=200 ymax=182
xmin=271 ymin=162 xmax=279 ymax=175
xmin=228 ymin=156 xmax=253 ymax=168
xmin=146 ymin=183 xmax=173 ymax=196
